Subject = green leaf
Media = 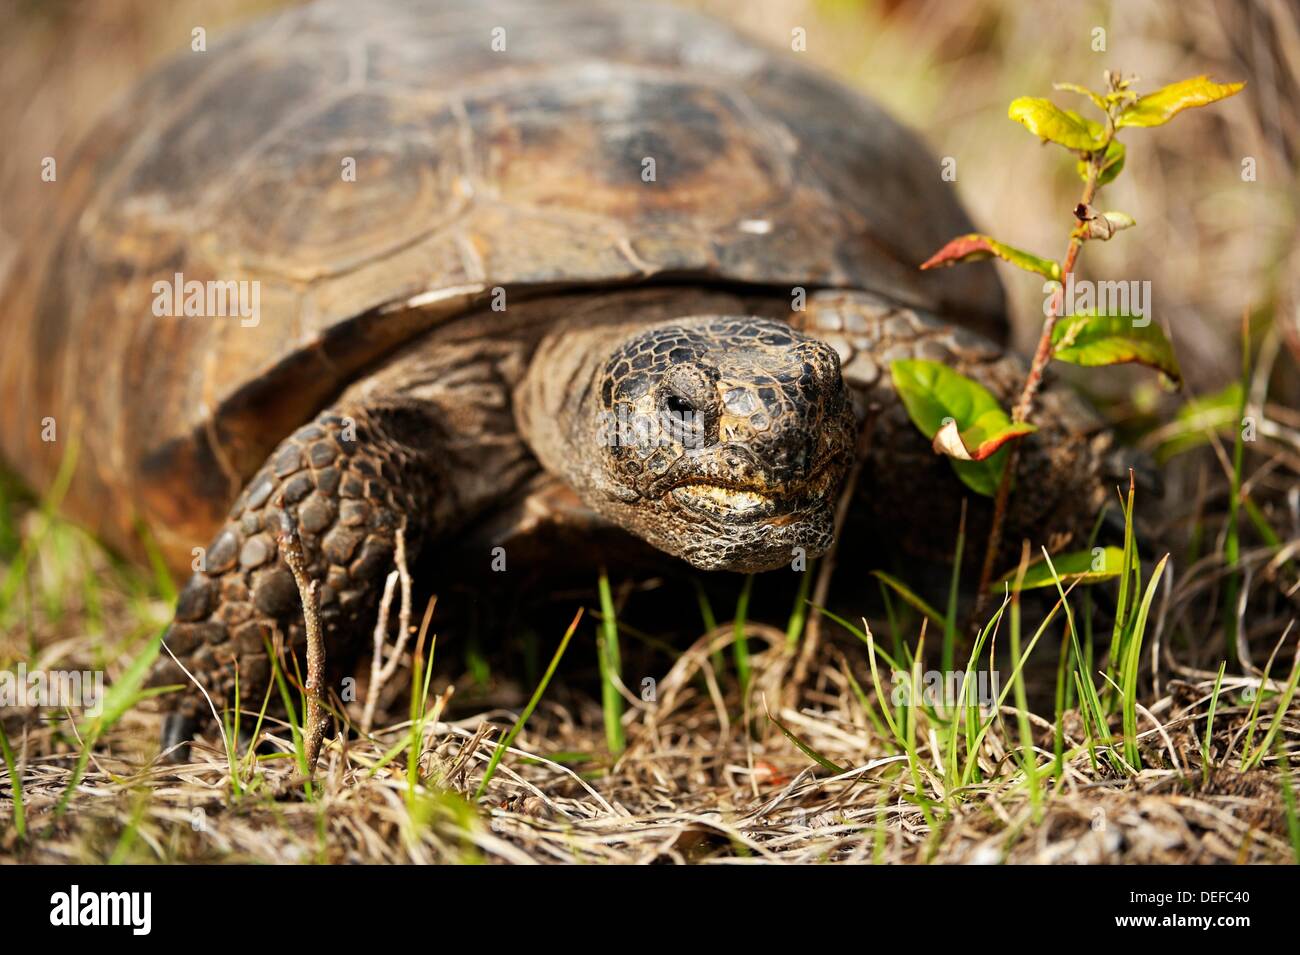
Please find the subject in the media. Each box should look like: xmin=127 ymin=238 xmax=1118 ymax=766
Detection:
xmin=1154 ymin=382 xmax=1242 ymax=460
xmin=1078 ymin=140 xmax=1126 ymax=187
xmin=1051 ymin=313 xmax=1182 ymax=385
xmin=1179 ymin=381 xmax=1243 ymax=424
xmin=1117 ymin=75 xmax=1245 ymax=128
xmin=1008 ymin=97 xmax=1106 ymax=150
xmin=920 ymin=233 xmax=1061 ymax=281
xmin=996 ymin=546 xmax=1128 ymax=591
xmin=889 ymin=359 xmax=1028 ymax=496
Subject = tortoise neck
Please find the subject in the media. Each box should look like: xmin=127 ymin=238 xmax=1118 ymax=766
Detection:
xmin=513 ymin=285 xmax=782 ymax=488
xmin=515 ymin=319 xmax=631 ymax=491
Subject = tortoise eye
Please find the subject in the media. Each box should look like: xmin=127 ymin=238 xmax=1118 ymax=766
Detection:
xmin=664 ymin=394 xmax=695 ymax=416
xmin=661 ymin=392 xmax=706 ymax=448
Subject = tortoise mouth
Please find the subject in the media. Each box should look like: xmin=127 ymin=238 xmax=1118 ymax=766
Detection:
xmin=666 ymin=461 xmax=839 ymax=525
xmin=669 ymin=482 xmax=777 ymax=522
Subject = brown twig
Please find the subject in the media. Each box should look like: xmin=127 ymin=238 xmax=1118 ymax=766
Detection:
xmin=362 ymin=523 xmax=414 ymax=734
xmin=363 ymin=570 xmax=399 ymax=733
xmin=277 ymin=516 xmax=327 ymax=776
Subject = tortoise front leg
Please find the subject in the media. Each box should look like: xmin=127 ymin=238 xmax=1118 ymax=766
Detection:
xmin=150 ymin=400 xmax=443 ymax=752
xmin=797 ymin=290 xmax=1114 ymax=567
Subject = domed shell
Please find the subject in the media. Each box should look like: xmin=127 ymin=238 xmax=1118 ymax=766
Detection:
xmin=0 ymin=0 xmax=1003 ymax=566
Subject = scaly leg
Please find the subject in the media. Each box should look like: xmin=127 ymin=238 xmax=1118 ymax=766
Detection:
xmin=150 ymin=401 xmax=444 ymax=747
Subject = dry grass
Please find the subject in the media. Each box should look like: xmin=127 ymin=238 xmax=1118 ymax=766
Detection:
xmin=1 ymin=604 xmax=1295 ymax=864
xmin=2 ymin=477 xmax=1298 ymax=866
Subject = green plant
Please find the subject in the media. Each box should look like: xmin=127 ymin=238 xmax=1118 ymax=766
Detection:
xmin=596 ymin=569 xmax=625 ymax=756
xmin=895 ymin=71 xmax=1243 ymax=595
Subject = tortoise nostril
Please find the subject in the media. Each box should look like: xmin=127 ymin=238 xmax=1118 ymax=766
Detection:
xmin=769 ymin=441 xmax=815 ymax=482
xmin=717 ymin=446 xmax=765 ymax=482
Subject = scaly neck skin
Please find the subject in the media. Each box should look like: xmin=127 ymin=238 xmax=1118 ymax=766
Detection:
xmin=515 ymin=319 xmax=637 ymax=502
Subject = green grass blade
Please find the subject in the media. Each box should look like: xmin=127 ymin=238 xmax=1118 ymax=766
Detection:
xmin=1007 ymin=580 xmax=1041 ymax=816
xmin=961 ymin=593 xmax=1064 ymax=788
xmin=54 ymin=632 xmax=164 ymax=820
xmin=1043 ymin=550 xmax=1114 ymax=770
xmin=902 ymin=625 xmax=937 ymax=828
xmin=947 ymin=594 xmax=1006 ymax=794
xmin=766 ymin=704 xmax=847 ymax=774
xmin=1278 ymin=747 xmax=1300 ymax=864
xmin=841 ymin=660 xmax=895 ymax=751
xmin=785 ymin=561 xmax=815 ymax=651
xmin=77 ymin=631 xmax=162 ymax=739
xmin=476 ymin=607 xmax=583 ymax=798
xmin=1238 ymin=625 xmax=1289 ymax=764
xmin=1243 ymin=646 xmax=1300 ymax=771
xmin=1105 ymin=478 xmax=1138 ymax=706
xmin=135 ymin=519 xmax=177 ymax=605
xmin=596 ymin=568 xmax=625 ymax=756
xmin=693 ymin=580 xmax=724 ymax=676
xmin=265 ymin=633 xmax=312 ymax=796
xmin=404 ymin=602 xmax=440 ymax=804
xmin=0 ymin=435 xmax=79 ymax=624
xmin=871 ymin=570 xmax=945 ymax=629
xmin=1121 ymin=554 xmax=1169 ymax=769
xmin=814 ymin=606 xmax=905 ymax=674
xmin=107 ymin=794 xmax=149 ymax=864
xmin=1222 ymin=314 xmax=1249 ymax=663
xmin=733 ymin=575 xmax=754 ymax=697
xmin=1201 ymin=661 xmax=1227 ymax=785
xmin=861 ymin=623 xmax=904 ymax=747
xmin=943 ymin=504 xmax=966 ymax=674
xmin=0 ymin=719 xmax=26 ymax=839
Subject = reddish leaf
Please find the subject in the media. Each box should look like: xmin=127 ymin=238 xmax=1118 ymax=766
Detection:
xmin=920 ymin=234 xmax=1061 ymax=281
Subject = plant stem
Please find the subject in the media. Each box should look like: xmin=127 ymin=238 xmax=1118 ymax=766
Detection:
xmin=1223 ymin=308 xmax=1249 ymax=664
xmin=277 ymin=518 xmax=327 ymax=776
xmin=976 ymin=157 xmax=1104 ymax=606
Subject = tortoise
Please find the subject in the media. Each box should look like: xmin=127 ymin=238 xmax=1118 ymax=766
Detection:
xmin=0 ymin=0 xmax=1112 ymax=746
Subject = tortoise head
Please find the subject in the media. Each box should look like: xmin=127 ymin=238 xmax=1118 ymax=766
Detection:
xmin=578 ymin=317 xmax=857 ymax=572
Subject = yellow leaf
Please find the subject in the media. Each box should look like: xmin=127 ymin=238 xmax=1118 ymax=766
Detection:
xmin=1117 ymin=75 xmax=1245 ymax=128
xmin=1009 ymin=97 xmax=1106 ymax=150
